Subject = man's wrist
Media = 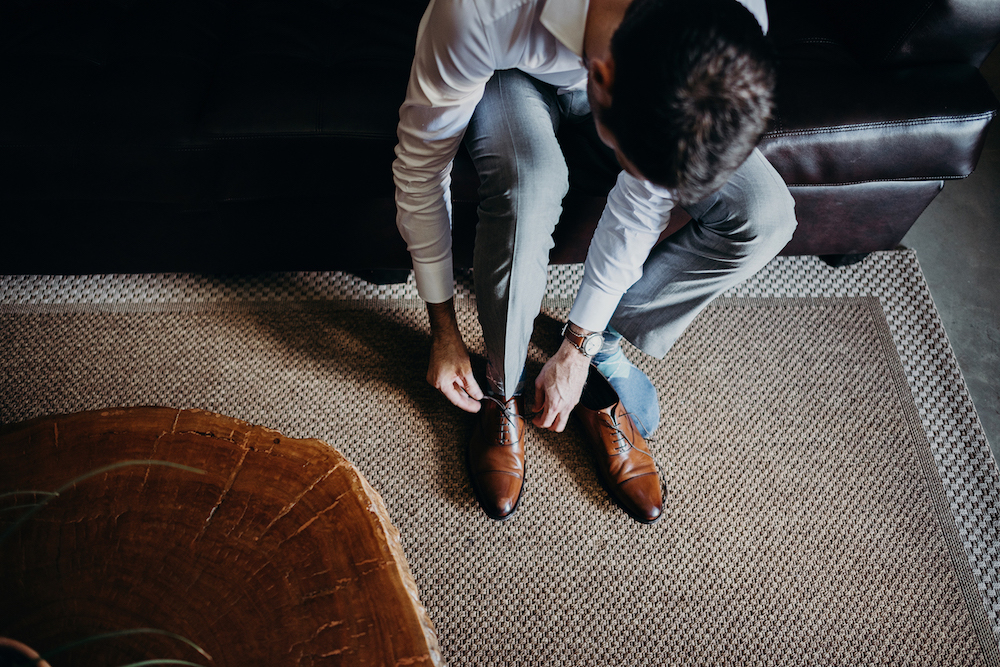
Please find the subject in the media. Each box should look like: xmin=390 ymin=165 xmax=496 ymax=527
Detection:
xmin=427 ymin=299 xmax=462 ymax=340
xmin=564 ymin=322 xmax=595 ymax=337
xmin=558 ymin=338 xmax=594 ymax=365
xmin=561 ymin=320 xmax=603 ymax=358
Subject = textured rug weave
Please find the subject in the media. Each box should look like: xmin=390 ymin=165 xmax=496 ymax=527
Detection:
xmin=2 ymin=250 xmax=999 ymax=666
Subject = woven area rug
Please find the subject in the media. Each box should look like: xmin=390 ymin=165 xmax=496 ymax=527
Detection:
xmin=2 ymin=250 xmax=999 ymax=666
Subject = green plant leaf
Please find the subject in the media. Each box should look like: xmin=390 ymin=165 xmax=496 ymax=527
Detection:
xmin=0 ymin=490 xmax=59 ymax=501
xmin=0 ymin=460 xmax=206 ymax=544
xmin=36 ymin=628 xmax=213 ymax=663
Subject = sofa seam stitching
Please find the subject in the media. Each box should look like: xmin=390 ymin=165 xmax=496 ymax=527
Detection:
xmin=762 ymin=111 xmax=996 ymax=139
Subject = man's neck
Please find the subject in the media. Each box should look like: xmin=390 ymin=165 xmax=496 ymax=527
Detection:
xmin=582 ymin=0 xmax=631 ymax=64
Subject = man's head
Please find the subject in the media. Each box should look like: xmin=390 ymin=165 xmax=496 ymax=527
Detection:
xmin=589 ymin=0 xmax=775 ymax=205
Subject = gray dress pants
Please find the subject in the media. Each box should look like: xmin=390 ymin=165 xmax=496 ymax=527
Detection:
xmin=464 ymin=69 xmax=797 ymax=399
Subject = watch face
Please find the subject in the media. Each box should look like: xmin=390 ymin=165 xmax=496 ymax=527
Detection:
xmin=583 ymin=334 xmax=603 ymax=356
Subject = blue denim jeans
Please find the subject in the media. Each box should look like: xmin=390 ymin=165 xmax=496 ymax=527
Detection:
xmin=464 ymin=69 xmax=797 ymax=398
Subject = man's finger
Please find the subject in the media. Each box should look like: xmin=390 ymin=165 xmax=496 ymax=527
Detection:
xmin=552 ymin=411 xmax=569 ymax=433
xmin=532 ymin=401 xmax=558 ymax=430
xmin=461 ymin=373 xmax=485 ymax=401
xmin=531 ymin=383 xmax=545 ymax=415
xmin=536 ymin=404 xmax=569 ymax=432
xmin=442 ymin=381 xmax=482 ymax=413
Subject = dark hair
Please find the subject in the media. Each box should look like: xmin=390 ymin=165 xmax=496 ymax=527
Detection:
xmin=599 ymin=0 xmax=776 ymax=205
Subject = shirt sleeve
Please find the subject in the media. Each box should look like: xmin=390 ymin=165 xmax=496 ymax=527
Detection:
xmin=567 ymin=171 xmax=676 ymax=332
xmin=392 ymin=0 xmax=495 ymax=304
xmin=737 ymin=0 xmax=768 ymax=34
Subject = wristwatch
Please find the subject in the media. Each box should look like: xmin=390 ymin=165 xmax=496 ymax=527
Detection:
xmin=561 ymin=322 xmax=603 ymax=358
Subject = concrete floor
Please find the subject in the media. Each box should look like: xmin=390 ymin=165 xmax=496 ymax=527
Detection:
xmin=901 ymin=46 xmax=1000 ymax=466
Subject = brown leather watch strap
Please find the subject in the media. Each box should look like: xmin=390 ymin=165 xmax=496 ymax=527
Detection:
xmin=561 ymin=322 xmax=602 ymax=357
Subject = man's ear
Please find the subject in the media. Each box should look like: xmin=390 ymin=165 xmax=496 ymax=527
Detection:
xmin=588 ymin=57 xmax=615 ymax=109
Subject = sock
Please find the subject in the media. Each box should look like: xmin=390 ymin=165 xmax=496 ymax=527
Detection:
xmin=592 ymin=329 xmax=660 ymax=437
xmin=592 ymin=326 xmax=623 ymax=364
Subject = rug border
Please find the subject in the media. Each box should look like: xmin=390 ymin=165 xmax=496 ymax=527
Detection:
xmin=865 ymin=290 xmax=1000 ymax=665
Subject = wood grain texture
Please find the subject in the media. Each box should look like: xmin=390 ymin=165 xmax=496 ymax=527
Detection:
xmin=0 ymin=407 xmax=443 ymax=667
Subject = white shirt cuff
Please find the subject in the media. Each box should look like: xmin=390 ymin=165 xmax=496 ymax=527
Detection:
xmin=412 ymin=257 xmax=455 ymax=304
xmin=567 ymin=280 xmax=622 ymax=334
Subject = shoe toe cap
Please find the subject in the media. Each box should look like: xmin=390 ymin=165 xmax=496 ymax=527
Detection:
xmin=619 ymin=473 xmax=663 ymax=523
xmin=475 ymin=472 xmax=523 ymax=519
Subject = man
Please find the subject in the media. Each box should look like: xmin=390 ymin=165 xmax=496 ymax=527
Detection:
xmin=393 ymin=0 xmax=796 ymax=522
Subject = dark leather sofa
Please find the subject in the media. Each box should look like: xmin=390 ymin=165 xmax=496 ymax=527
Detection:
xmin=1 ymin=0 xmax=997 ymax=276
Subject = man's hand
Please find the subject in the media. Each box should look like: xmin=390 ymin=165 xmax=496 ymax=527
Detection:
xmin=426 ymin=299 xmax=484 ymax=413
xmin=532 ymin=337 xmax=592 ymax=432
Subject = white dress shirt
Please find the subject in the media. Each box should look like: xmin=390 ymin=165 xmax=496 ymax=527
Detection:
xmin=392 ymin=0 xmax=768 ymax=332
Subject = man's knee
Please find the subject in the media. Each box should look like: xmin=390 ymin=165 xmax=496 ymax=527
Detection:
xmin=478 ymin=152 xmax=569 ymax=224
xmin=753 ymin=185 xmax=797 ymax=255
xmin=726 ymin=179 xmax=796 ymax=264
xmin=519 ymin=155 xmax=570 ymax=209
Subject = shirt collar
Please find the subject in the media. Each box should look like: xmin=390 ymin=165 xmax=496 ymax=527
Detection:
xmin=539 ymin=0 xmax=590 ymax=57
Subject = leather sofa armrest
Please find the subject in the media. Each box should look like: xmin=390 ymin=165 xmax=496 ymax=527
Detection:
xmin=761 ymin=62 xmax=998 ymax=186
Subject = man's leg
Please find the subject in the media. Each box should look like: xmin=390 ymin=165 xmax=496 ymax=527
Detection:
xmin=462 ymin=70 xmax=568 ymax=520
xmin=464 ymin=70 xmax=569 ymax=399
xmin=611 ymin=148 xmax=797 ymax=360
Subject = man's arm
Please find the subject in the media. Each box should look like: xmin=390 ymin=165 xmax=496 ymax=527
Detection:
xmin=393 ymin=0 xmax=492 ymax=306
xmin=426 ymin=298 xmax=484 ymax=413
xmin=423 ymin=293 xmax=489 ymax=413
xmin=534 ymin=172 xmax=675 ymax=431
xmin=393 ymin=0 xmax=496 ymax=410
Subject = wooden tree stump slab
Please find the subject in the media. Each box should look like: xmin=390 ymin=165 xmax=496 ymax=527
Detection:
xmin=0 ymin=407 xmax=443 ymax=667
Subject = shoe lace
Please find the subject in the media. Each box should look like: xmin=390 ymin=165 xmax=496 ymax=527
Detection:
xmin=482 ymin=395 xmax=526 ymax=443
xmin=603 ymin=409 xmax=652 ymax=457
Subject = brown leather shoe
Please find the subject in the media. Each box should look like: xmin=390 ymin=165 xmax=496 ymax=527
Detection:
xmin=575 ymin=365 xmax=663 ymax=523
xmin=467 ymin=395 xmax=526 ymax=520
